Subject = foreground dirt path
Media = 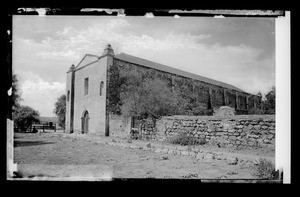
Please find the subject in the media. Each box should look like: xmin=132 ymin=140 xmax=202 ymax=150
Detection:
xmin=13 ymin=132 xmax=275 ymax=180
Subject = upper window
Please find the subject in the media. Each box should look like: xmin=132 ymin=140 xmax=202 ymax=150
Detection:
xmin=100 ymin=81 xmax=104 ymax=96
xmin=67 ymin=90 xmax=70 ymax=101
xmin=84 ymin=78 xmax=89 ymax=96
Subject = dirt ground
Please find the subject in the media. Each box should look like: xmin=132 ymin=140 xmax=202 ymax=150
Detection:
xmin=12 ymin=131 xmax=275 ymax=181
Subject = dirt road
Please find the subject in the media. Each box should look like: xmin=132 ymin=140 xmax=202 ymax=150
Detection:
xmin=12 ymin=132 xmax=275 ymax=181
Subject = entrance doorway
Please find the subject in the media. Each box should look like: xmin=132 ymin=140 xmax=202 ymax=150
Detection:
xmin=82 ymin=110 xmax=89 ymax=134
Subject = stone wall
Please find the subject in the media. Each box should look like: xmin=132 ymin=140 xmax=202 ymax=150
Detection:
xmin=140 ymin=115 xmax=275 ymax=149
xmin=138 ymin=118 xmax=169 ymax=141
xmin=109 ymin=114 xmax=131 ymax=138
xmin=113 ymin=58 xmax=262 ymax=114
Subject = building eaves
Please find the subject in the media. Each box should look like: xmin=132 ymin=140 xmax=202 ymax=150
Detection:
xmin=114 ymin=53 xmax=246 ymax=93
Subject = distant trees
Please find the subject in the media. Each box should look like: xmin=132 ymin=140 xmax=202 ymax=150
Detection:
xmin=262 ymin=86 xmax=275 ymax=114
xmin=11 ymin=74 xmax=41 ymax=132
xmin=12 ymin=74 xmax=22 ymax=113
xmin=248 ymin=86 xmax=275 ymax=115
xmin=53 ymin=94 xmax=66 ymax=129
xmin=13 ymin=105 xmax=40 ymax=132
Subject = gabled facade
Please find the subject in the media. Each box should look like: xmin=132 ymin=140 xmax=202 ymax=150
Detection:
xmin=66 ymin=45 xmax=114 ymax=134
xmin=66 ymin=44 xmax=261 ymax=135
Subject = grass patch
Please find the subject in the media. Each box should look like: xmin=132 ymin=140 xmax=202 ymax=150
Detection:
xmin=168 ymin=132 xmax=206 ymax=146
xmin=255 ymin=158 xmax=279 ymax=180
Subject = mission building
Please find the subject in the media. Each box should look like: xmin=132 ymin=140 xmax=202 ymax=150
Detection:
xmin=65 ymin=44 xmax=261 ymax=136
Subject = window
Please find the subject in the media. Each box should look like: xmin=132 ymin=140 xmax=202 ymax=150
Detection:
xmin=67 ymin=90 xmax=70 ymax=101
xmin=188 ymin=83 xmax=193 ymax=92
xmin=100 ymin=81 xmax=104 ymax=96
xmin=84 ymin=78 xmax=89 ymax=95
xmin=171 ymin=76 xmax=175 ymax=92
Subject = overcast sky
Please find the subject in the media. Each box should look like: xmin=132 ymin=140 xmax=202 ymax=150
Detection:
xmin=13 ymin=15 xmax=275 ymax=117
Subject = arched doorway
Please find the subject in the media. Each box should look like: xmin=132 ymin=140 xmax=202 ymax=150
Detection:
xmin=81 ymin=110 xmax=89 ymax=134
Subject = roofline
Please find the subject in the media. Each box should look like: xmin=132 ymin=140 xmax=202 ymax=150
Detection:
xmin=67 ymin=52 xmax=252 ymax=96
xmin=75 ymin=54 xmax=100 ymax=69
xmin=67 ymin=53 xmax=114 ymax=73
xmin=75 ymin=60 xmax=99 ymax=72
xmin=114 ymin=55 xmax=250 ymax=95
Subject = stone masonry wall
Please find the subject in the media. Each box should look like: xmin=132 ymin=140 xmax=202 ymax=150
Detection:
xmin=113 ymin=58 xmax=262 ymax=113
xmin=138 ymin=118 xmax=162 ymax=141
xmin=141 ymin=115 xmax=275 ymax=149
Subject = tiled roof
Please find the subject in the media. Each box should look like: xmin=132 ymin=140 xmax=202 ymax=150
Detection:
xmin=114 ymin=53 xmax=246 ymax=93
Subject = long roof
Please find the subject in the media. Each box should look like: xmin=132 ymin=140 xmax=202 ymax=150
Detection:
xmin=114 ymin=53 xmax=246 ymax=93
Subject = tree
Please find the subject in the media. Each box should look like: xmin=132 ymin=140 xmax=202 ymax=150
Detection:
xmin=176 ymin=85 xmax=213 ymax=116
xmin=53 ymin=94 xmax=66 ymax=129
xmin=12 ymin=105 xmax=40 ymax=132
xmin=107 ymin=65 xmax=126 ymax=115
xmin=108 ymin=67 xmax=216 ymax=119
xmin=12 ymin=74 xmax=22 ymax=113
xmin=263 ymin=86 xmax=275 ymax=114
xmin=248 ymin=87 xmax=275 ymax=115
xmin=11 ymin=74 xmax=40 ymax=132
xmin=120 ymin=70 xmax=180 ymax=119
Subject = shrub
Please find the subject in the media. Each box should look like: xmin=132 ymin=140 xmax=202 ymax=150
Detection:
xmin=53 ymin=94 xmax=66 ymax=129
xmin=255 ymin=158 xmax=279 ymax=179
xmin=169 ymin=132 xmax=206 ymax=146
xmin=13 ymin=105 xmax=40 ymax=132
xmin=247 ymin=107 xmax=265 ymax=115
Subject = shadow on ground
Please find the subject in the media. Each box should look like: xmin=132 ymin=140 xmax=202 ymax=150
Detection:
xmin=14 ymin=140 xmax=56 ymax=147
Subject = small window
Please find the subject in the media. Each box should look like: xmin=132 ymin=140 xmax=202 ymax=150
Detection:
xmin=84 ymin=78 xmax=89 ymax=95
xmin=171 ymin=76 xmax=175 ymax=92
xmin=100 ymin=81 xmax=104 ymax=96
xmin=67 ymin=90 xmax=70 ymax=101
xmin=188 ymin=84 xmax=193 ymax=92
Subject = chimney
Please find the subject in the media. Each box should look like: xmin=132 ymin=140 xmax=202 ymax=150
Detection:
xmin=102 ymin=44 xmax=115 ymax=56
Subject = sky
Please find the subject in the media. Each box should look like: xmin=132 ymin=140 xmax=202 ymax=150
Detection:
xmin=13 ymin=15 xmax=275 ymax=117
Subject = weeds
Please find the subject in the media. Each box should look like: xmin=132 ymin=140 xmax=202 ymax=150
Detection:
xmin=168 ymin=132 xmax=206 ymax=146
xmin=255 ymin=158 xmax=279 ymax=179
xmin=181 ymin=173 xmax=198 ymax=179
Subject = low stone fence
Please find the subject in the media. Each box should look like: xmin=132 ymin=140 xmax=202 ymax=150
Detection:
xmin=139 ymin=118 xmax=160 ymax=141
xmin=141 ymin=115 xmax=275 ymax=149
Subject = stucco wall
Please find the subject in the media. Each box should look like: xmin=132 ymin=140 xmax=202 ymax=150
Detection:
xmin=109 ymin=114 xmax=131 ymax=138
xmin=71 ymin=56 xmax=108 ymax=135
xmin=65 ymin=70 xmax=73 ymax=132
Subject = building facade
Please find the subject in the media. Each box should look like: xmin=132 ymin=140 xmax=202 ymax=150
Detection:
xmin=65 ymin=44 xmax=261 ymax=135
